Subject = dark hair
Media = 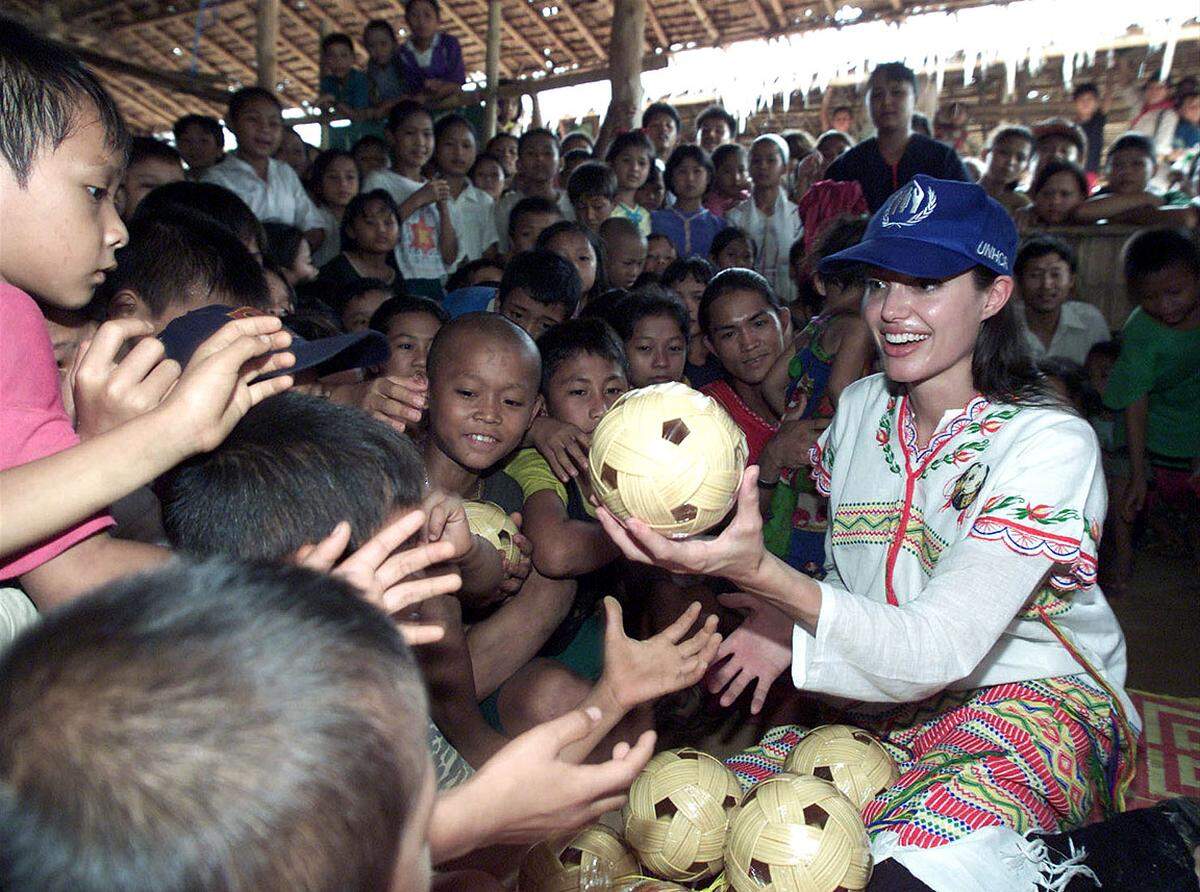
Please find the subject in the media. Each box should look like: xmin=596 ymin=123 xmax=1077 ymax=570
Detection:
xmin=172 ymin=113 xmax=223 ymax=145
xmin=341 ymin=189 xmax=400 ymax=253
xmin=1122 ymin=227 xmax=1200 ymax=283
xmin=508 ymin=195 xmax=563 ymax=238
xmin=536 ymin=317 xmax=628 ymax=390
xmin=336 ymin=277 xmax=395 ymax=313
xmin=0 ymin=557 xmax=426 ymax=892
xmin=227 ymin=86 xmax=282 ymax=122
xmin=598 ymin=289 xmax=688 ymax=344
xmin=709 ymin=226 xmax=755 ymax=263
xmin=1106 ymin=132 xmax=1156 ymax=164
xmin=262 ymin=258 xmax=297 ymax=308
xmin=352 ymin=132 xmax=390 ymax=158
xmin=832 ymin=104 xmax=854 ymax=117
xmin=663 ymin=144 xmax=714 ymax=195
xmin=363 ymin=18 xmax=397 ymax=42
xmin=698 ymin=267 xmax=780 ymax=335
xmin=711 ymin=142 xmax=746 ymax=173
xmin=404 ymin=0 xmax=440 ymax=16
xmin=783 ymin=129 xmax=817 ymax=158
xmin=163 ymin=392 xmax=425 ymax=557
xmin=561 ymin=147 xmax=592 ymax=168
xmin=486 ymin=132 xmax=519 ymax=154
xmin=320 ymin=32 xmax=355 ymax=54
xmin=96 ymin=211 xmax=269 ymax=318
xmin=1036 ymin=355 xmax=1089 ymax=412
xmin=1014 ymin=234 xmax=1077 ymax=278
xmin=809 ymin=213 xmax=870 ymax=291
xmin=1032 ymin=118 xmax=1087 ymax=156
xmin=661 ymin=256 xmax=716 ymax=290
xmin=869 ymin=61 xmax=918 ymax=93
xmin=642 ymin=102 xmax=682 ymax=132
xmin=434 ymin=112 xmax=476 ymax=143
xmin=1072 ymin=82 xmax=1100 ymax=100
xmin=370 ymin=294 xmax=449 ymax=334
xmin=696 ymin=105 xmax=737 ymax=136
xmin=262 ymin=221 xmax=306 ymax=270
xmin=445 ymin=257 xmax=505 ymax=291
xmin=0 ymin=17 xmax=130 ymax=188
xmin=605 ymin=129 xmax=655 ymax=163
xmin=387 ymin=98 xmax=431 ymax=133
xmin=1031 ymin=158 xmax=1088 ymax=198
xmin=968 ymin=266 xmax=1054 ymax=407
xmin=498 ymin=249 xmax=582 ymax=315
xmin=309 ymin=148 xmax=359 ymax=205
xmin=468 ymin=152 xmax=504 ymax=180
xmin=518 ymin=127 xmax=560 ymax=154
xmin=538 ymin=220 xmax=608 ymax=299
xmin=133 ymin=180 xmax=267 ymax=253
xmin=127 ymin=135 xmax=183 ymax=169
xmin=815 ymin=129 xmax=853 ymax=153
xmin=911 ymin=112 xmax=932 ymax=136
xmin=561 ymin=130 xmax=595 ymax=150
xmin=988 ymin=125 xmax=1034 ymax=150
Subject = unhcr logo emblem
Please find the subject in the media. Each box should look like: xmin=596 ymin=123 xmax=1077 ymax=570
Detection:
xmin=881 ymin=180 xmax=938 ymax=228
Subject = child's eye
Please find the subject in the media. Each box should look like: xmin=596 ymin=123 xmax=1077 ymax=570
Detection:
xmin=456 ymin=389 xmax=475 ymax=398
xmin=568 ymin=388 xmax=587 ymax=397
xmin=606 ymin=386 xmax=626 ymax=396
xmin=636 ymin=344 xmax=652 ymax=352
xmin=504 ymin=398 xmax=526 ymax=407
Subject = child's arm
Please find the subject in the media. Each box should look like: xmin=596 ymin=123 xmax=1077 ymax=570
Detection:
xmin=1104 ymin=204 xmax=1198 ymax=227
xmin=325 ymin=373 xmax=427 ymax=433
xmin=433 ymin=179 xmax=460 ymax=265
xmin=1 ymin=317 xmax=293 ymax=558
xmin=762 ymin=347 xmax=795 ymax=419
xmin=1072 ymin=191 xmax=1161 ymax=223
xmin=423 ymin=490 xmax=505 ymax=603
xmin=824 ymin=315 xmax=873 ymax=406
xmin=521 ymin=489 xmax=620 ymax=578
xmin=1121 ymin=395 xmax=1150 ymax=523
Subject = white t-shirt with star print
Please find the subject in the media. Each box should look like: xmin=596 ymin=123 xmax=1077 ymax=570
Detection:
xmin=363 ymin=170 xmax=448 ymax=281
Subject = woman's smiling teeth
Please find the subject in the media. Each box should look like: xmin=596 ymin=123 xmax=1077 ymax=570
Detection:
xmin=883 ymin=332 xmax=930 ymax=344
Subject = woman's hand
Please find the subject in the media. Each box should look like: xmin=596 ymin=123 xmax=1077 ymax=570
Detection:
xmin=595 ymin=466 xmax=768 ymax=586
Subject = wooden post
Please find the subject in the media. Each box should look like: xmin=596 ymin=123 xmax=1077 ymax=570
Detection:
xmin=483 ymin=0 xmax=502 ymax=140
xmin=318 ymin=17 xmax=331 ymax=149
xmin=256 ymin=0 xmax=279 ymax=91
xmin=609 ymin=0 xmax=646 ymax=128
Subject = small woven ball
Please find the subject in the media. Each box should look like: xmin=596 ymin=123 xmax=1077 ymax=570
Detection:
xmin=622 ymin=748 xmax=742 ymax=882
xmin=462 ymin=500 xmax=521 ymax=564
xmin=724 ymin=772 xmax=873 ymax=892
xmin=782 ymin=725 xmax=899 ymax=810
xmin=588 ymin=382 xmax=748 ymax=538
xmin=518 ymin=824 xmax=640 ymax=891
xmin=611 ymin=882 xmax=690 ymax=891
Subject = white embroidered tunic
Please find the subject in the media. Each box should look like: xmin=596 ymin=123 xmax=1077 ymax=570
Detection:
xmin=795 ymin=375 xmax=1135 ymax=722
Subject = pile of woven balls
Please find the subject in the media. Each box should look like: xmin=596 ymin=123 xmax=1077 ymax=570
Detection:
xmin=517 ymin=724 xmax=900 ymax=891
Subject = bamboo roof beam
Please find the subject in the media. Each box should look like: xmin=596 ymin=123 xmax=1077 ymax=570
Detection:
xmin=644 ymin=2 xmax=670 ymax=48
xmin=765 ymin=0 xmax=786 ymax=27
xmin=745 ymin=0 xmax=773 ymax=31
xmin=551 ymin=2 xmax=605 ymax=62
xmin=512 ymin=1 xmax=583 ymax=66
xmin=820 ymin=0 xmax=836 ymax=17
xmin=434 ymin=0 xmax=516 ymax=75
xmin=682 ymin=0 xmax=720 ymax=42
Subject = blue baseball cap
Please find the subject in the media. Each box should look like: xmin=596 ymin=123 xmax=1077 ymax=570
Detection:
xmin=818 ymin=175 xmax=1018 ymax=279
xmin=159 ymin=305 xmax=388 ymax=379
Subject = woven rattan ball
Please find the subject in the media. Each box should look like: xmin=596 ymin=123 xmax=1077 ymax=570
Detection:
xmin=462 ymin=500 xmax=521 ymax=564
xmin=587 ymin=382 xmax=748 ymax=538
xmin=518 ymin=824 xmax=640 ymax=891
xmin=782 ymin=725 xmax=899 ymax=810
xmin=611 ymin=882 xmax=689 ymax=891
xmin=622 ymin=748 xmax=742 ymax=882
xmin=724 ymin=772 xmax=873 ymax=892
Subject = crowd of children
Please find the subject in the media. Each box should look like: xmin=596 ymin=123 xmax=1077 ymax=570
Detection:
xmin=2 ymin=11 xmax=1199 ymax=891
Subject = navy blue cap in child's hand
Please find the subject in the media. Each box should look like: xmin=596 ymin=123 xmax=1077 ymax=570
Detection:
xmin=818 ymin=175 xmax=1018 ymax=279
xmin=158 ymin=305 xmax=388 ymax=380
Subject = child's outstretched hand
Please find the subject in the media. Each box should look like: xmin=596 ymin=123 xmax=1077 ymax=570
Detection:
xmin=498 ymin=511 xmax=533 ymax=596
xmin=705 ymin=592 xmax=793 ymax=714
xmin=422 ymin=490 xmax=474 ymax=559
xmin=597 ymin=597 xmax=721 ymax=712
xmin=530 ymin=416 xmax=591 ymax=482
xmin=294 ymin=510 xmax=462 ymax=645
xmin=159 ymin=316 xmax=296 ymax=454
xmin=359 ymin=373 xmax=427 ymax=432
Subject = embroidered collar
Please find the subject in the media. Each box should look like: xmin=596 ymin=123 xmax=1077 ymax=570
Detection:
xmin=898 ymin=393 xmax=990 ymax=471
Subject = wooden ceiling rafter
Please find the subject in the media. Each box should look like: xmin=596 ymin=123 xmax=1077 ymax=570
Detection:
xmin=151 ymin=16 xmax=248 ymax=85
xmin=510 ymin=1 xmax=583 ymax=68
xmin=546 ymin=1 xmax=605 ymax=63
xmin=744 ymin=0 xmax=774 ymax=31
xmin=681 ymin=0 xmax=720 ymax=42
xmin=208 ymin=17 xmax=306 ymax=103
xmin=765 ymin=0 xmax=787 ymax=24
xmin=430 ymin=0 xmax=517 ymax=75
xmin=644 ymin=1 xmax=670 ymax=48
xmin=107 ymin=73 xmax=182 ymax=126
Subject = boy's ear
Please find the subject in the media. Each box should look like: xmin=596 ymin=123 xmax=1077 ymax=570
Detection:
xmin=107 ymin=289 xmax=147 ymax=320
xmin=812 ymin=274 xmax=829 ymax=297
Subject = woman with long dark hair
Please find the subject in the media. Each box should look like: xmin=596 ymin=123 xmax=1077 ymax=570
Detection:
xmin=598 ymin=177 xmax=1157 ymax=890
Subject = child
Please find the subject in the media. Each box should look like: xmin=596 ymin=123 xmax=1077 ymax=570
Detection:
xmin=274 ymin=127 xmax=313 ymax=182
xmin=815 ymin=129 xmax=854 ymax=165
xmin=537 ymin=220 xmax=604 ymax=306
xmin=759 ymin=216 xmax=874 ymax=574
xmin=560 ymin=147 xmax=592 ymax=186
xmin=644 ymin=232 xmax=677 ymax=277
xmin=172 ymin=113 xmax=224 ymax=179
xmin=1014 ymin=235 xmax=1109 ymax=365
xmin=496 ymin=249 xmax=581 ymax=338
xmin=395 ymin=0 xmax=466 ymax=104
xmin=445 ymin=257 xmax=505 ymax=291
xmin=595 ymin=289 xmax=689 ymax=387
xmin=118 ymin=137 xmax=184 ymax=219
xmin=339 ymin=278 xmax=392 ymax=332
xmin=561 ymin=130 xmax=594 ymax=155
xmin=494 ymin=129 xmax=571 ymax=253
xmin=435 ymin=114 xmax=499 ymax=266
xmin=308 ymin=148 xmax=360 ymax=266
xmin=1030 ymin=117 xmax=1087 ymax=178
xmin=1102 ymin=228 xmax=1200 ymax=544
xmin=485 ymin=131 xmax=519 ymax=179
xmin=709 ymin=225 xmax=756 ymax=270
xmin=1083 ymin=133 xmax=1199 ymax=228
xmin=696 ymin=105 xmax=738 ymax=155
xmin=262 ymin=261 xmax=296 ymax=317
xmin=361 ymin=19 xmax=405 ymax=126
xmin=635 ymin=162 xmax=667 ymax=213
xmin=707 ymin=143 xmax=750 ymax=218
xmin=604 ymin=131 xmax=654 ymax=235
xmin=642 ymin=101 xmax=681 ymax=159
xmin=1084 ymin=340 xmax=1133 ymax=595
xmin=979 ymin=125 xmax=1034 ymax=216
xmin=507 ymin=196 xmax=563 ymax=256
xmin=652 ymin=144 xmax=726 ymax=260
xmin=1020 ymin=158 xmax=1088 ymax=228
xmin=469 ymin=152 xmax=506 ymax=202
xmin=662 ymin=256 xmax=720 ymax=386
xmin=727 ymin=134 xmax=801 ymax=304
xmin=567 ymin=161 xmax=618 ymax=235
xmin=363 ymin=101 xmax=456 ymax=300
xmin=316 ymin=32 xmax=372 ymax=150
xmin=313 ymin=190 xmax=404 ymax=298
xmin=201 ymin=88 xmax=327 ymax=247
xmin=371 ymin=294 xmax=448 ymax=381
xmin=0 ymin=20 xmax=293 ymax=608
xmin=599 ymin=216 xmax=647 ymax=290
xmin=352 ymin=132 xmax=392 ymax=177
xmin=263 ymin=221 xmax=319 ymax=288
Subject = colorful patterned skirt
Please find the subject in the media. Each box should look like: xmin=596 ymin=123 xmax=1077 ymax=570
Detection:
xmin=725 ymin=674 xmax=1135 ymax=849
